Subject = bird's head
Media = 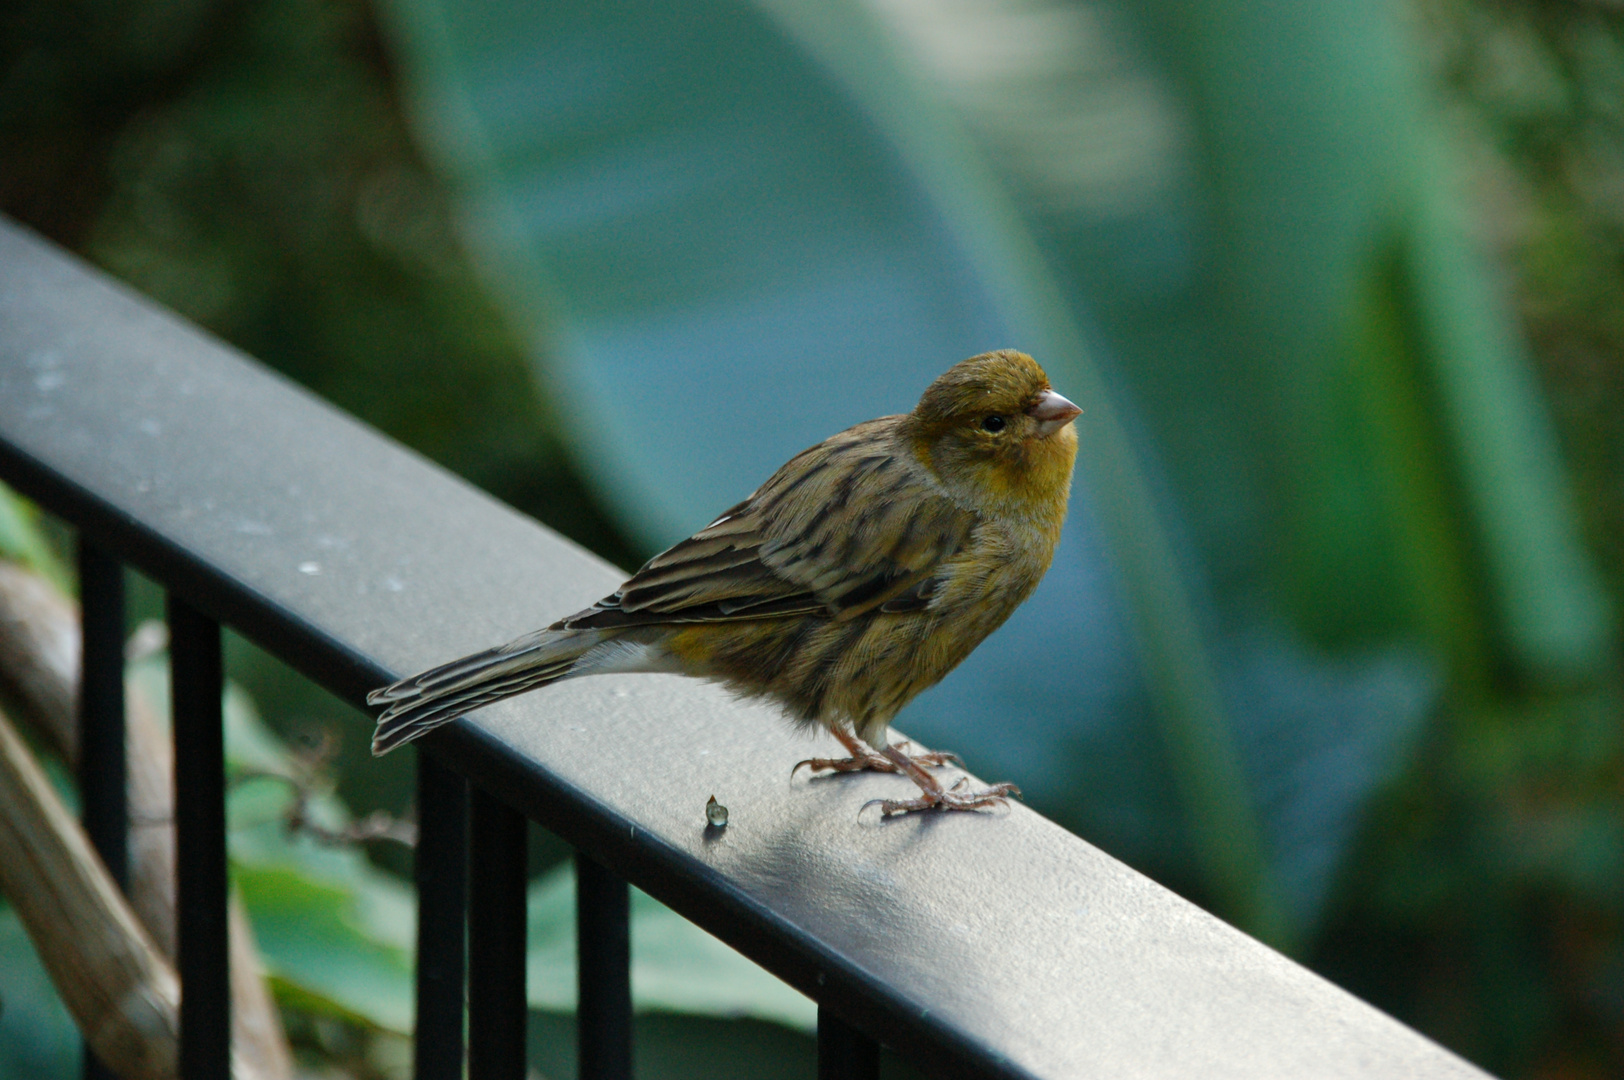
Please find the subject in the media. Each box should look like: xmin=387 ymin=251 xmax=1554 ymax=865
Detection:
xmin=908 ymin=350 xmax=1080 ymax=522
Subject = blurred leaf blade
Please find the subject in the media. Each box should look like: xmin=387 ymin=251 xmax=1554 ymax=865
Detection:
xmin=0 ymin=482 xmax=70 ymax=591
xmin=863 ymin=0 xmax=1612 ymax=921
xmin=1406 ymin=148 xmax=1614 ymax=684
xmin=375 ymin=0 xmax=1286 ymax=940
xmin=232 ymin=856 xmax=415 ymax=1033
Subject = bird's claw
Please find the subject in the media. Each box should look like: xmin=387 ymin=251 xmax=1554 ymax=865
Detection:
xmin=792 ymin=738 xmax=959 ymax=778
xmin=861 ymin=781 xmax=1022 ymax=819
xmin=893 ymin=739 xmax=963 ymax=768
xmin=792 ymin=751 xmax=891 ymax=778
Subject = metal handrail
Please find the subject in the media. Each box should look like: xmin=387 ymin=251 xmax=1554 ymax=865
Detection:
xmin=0 ymin=217 xmax=1491 ymax=1080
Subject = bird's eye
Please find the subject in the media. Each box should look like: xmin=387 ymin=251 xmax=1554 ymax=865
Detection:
xmin=981 ymin=415 xmax=1007 ymax=433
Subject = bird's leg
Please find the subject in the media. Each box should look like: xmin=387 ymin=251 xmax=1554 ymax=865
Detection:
xmin=862 ymin=745 xmax=1021 ymax=817
xmin=792 ymin=727 xmax=960 ymax=778
xmin=889 ymin=737 xmax=962 ymax=769
xmin=792 ymin=726 xmax=890 ymax=776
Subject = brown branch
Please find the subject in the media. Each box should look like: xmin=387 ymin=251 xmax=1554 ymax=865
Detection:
xmin=0 ymin=561 xmax=78 ymax=757
xmin=0 ymin=702 xmax=179 ymax=1080
xmin=0 ymin=560 xmax=293 ymax=1080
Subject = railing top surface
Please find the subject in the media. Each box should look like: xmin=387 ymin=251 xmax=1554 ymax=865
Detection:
xmin=0 ymin=219 xmax=1490 ymax=1080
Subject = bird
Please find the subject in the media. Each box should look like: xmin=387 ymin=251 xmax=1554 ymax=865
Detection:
xmin=368 ymin=349 xmax=1080 ymax=816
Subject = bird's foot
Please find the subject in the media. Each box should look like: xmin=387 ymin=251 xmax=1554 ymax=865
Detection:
xmin=792 ymin=736 xmax=959 ymax=778
xmin=793 ymin=746 xmax=893 ymax=776
xmin=892 ymin=739 xmax=963 ymax=768
xmin=863 ymin=776 xmax=1022 ymax=818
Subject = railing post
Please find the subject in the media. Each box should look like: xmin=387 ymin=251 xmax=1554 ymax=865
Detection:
xmin=78 ymin=541 xmax=126 ymax=1080
xmin=169 ymin=596 xmax=230 ymax=1080
xmin=576 ymin=852 xmax=632 ymax=1080
xmin=818 ymin=1007 xmax=879 ymax=1080
xmin=414 ymin=750 xmax=468 ymax=1080
xmin=467 ymin=785 xmax=527 ymax=1080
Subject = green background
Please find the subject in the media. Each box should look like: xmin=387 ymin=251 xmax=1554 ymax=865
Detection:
xmin=5 ymin=0 xmax=1624 ymax=1076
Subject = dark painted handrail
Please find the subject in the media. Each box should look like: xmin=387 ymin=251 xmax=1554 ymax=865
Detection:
xmin=0 ymin=217 xmax=1492 ymax=1080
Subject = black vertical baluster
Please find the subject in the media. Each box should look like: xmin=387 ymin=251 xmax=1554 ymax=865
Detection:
xmin=576 ymin=852 xmax=632 ymax=1080
xmin=170 ymin=597 xmax=229 ymax=1080
xmin=467 ymin=786 xmax=526 ymax=1080
xmin=415 ymin=751 xmax=468 ymax=1080
xmin=78 ymin=543 xmax=127 ymax=885
xmin=818 ymin=1007 xmax=879 ymax=1080
xmin=78 ymin=542 xmax=125 ymax=1080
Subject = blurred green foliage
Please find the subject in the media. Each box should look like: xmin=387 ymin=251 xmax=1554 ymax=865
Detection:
xmin=3 ymin=0 xmax=1624 ymax=1077
xmin=0 ymin=906 xmax=77 ymax=1079
xmin=0 ymin=0 xmax=641 ymax=572
xmin=0 ymin=626 xmax=837 ymax=1078
xmin=1308 ymin=3 xmax=1624 ymax=1076
xmin=0 ymin=485 xmax=70 ymax=590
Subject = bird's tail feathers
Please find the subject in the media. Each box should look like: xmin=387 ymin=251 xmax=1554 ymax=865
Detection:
xmin=368 ymin=628 xmax=599 ymax=755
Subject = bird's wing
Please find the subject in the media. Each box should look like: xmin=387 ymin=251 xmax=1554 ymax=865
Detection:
xmin=559 ymin=418 xmax=975 ymax=631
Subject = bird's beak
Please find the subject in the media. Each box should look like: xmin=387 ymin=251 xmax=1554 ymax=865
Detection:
xmin=1027 ymin=389 xmax=1082 ymax=436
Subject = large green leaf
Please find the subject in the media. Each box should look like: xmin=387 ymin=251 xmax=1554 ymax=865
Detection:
xmin=853 ymin=0 xmax=1462 ymax=927
xmin=372 ymin=0 xmax=1610 ymax=946
xmin=375 ymin=0 xmax=1282 ymax=941
xmin=861 ymin=0 xmax=1609 ymax=896
xmin=228 ymin=779 xmax=417 ymax=1033
xmin=863 ymin=0 xmax=1612 ymax=904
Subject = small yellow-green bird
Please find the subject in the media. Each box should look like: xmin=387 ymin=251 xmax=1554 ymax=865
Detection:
xmin=369 ymin=349 xmax=1080 ymax=816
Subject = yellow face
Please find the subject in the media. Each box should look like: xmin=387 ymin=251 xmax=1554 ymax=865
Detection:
xmin=909 ymin=350 xmax=1080 ymax=519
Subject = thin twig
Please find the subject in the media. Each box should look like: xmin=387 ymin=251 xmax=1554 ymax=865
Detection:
xmin=237 ymin=729 xmax=419 ymax=849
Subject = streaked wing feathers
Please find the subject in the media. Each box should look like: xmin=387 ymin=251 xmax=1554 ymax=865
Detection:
xmin=559 ymin=418 xmax=974 ymax=632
